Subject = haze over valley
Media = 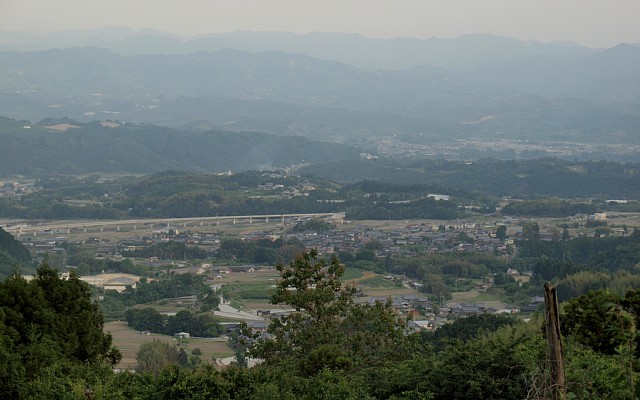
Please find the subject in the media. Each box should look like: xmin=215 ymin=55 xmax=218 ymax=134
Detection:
xmin=1 ymin=29 xmax=640 ymax=169
xmin=2 ymin=2 xmax=640 ymax=398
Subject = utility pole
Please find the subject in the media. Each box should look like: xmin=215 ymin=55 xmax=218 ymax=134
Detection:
xmin=544 ymin=282 xmax=566 ymax=400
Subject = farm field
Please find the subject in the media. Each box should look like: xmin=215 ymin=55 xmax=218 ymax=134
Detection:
xmin=342 ymin=267 xmax=367 ymax=281
xmin=238 ymin=300 xmax=276 ymax=309
xmin=223 ymin=267 xmax=418 ymax=311
xmin=115 ymin=294 xmax=200 ymax=319
xmin=219 ymin=268 xmax=280 ymax=283
xmin=449 ymin=289 xmax=507 ymax=309
xmin=105 ymin=321 xmax=233 ymax=369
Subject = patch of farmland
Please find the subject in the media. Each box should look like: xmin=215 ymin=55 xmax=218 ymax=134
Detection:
xmin=105 ymin=321 xmax=232 ymax=369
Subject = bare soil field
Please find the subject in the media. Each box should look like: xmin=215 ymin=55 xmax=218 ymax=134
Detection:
xmin=105 ymin=321 xmax=233 ymax=369
xmin=450 ymin=290 xmax=479 ymax=303
xmin=80 ymin=273 xmax=145 ymax=292
xmin=81 ymin=273 xmax=144 ymax=284
xmin=449 ymin=290 xmax=507 ymax=309
xmin=44 ymin=123 xmax=81 ymax=132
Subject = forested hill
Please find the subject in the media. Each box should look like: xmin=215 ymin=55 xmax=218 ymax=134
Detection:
xmin=0 ymin=227 xmax=32 ymax=277
xmin=4 ymin=159 xmax=640 ymax=221
xmin=0 ymin=117 xmax=361 ymax=175
xmin=0 ymin=227 xmax=30 ymax=263
xmin=299 ymin=158 xmax=640 ymax=199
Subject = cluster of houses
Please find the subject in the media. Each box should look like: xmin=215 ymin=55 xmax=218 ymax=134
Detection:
xmin=28 ymin=217 xmax=512 ymax=266
xmin=212 ymin=291 xmax=545 ymax=337
xmin=13 ymin=222 xmax=549 ymax=337
xmin=19 ymin=237 xmax=68 ymax=262
xmin=0 ymin=180 xmax=36 ymax=199
xmin=256 ymin=177 xmax=317 ymax=198
xmin=238 ymin=221 xmax=512 ymax=257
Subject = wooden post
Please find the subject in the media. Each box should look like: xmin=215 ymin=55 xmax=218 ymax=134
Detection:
xmin=544 ymin=282 xmax=566 ymax=400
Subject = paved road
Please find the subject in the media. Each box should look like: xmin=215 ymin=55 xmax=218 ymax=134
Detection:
xmin=213 ymin=304 xmax=265 ymax=321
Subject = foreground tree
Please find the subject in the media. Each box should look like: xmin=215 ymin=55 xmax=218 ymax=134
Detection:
xmin=0 ymin=262 xmax=121 ymax=396
xmin=562 ymin=289 xmax=632 ymax=355
xmin=251 ymin=249 xmax=412 ymax=377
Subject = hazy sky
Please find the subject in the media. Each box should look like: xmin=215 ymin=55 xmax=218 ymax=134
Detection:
xmin=2 ymin=0 xmax=640 ymax=47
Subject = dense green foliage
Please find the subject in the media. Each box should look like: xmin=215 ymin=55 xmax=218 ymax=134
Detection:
xmin=0 ymin=263 xmax=120 ymax=397
xmin=565 ymin=229 xmax=640 ymax=271
xmin=125 ymin=308 xmax=223 ymax=338
xmin=0 ymin=227 xmax=33 ymax=278
xmin=250 ymin=250 xmax=414 ymax=376
xmin=502 ymin=198 xmax=597 ymax=217
xmin=0 ymin=170 xmax=339 ymax=219
xmin=100 ymin=273 xmax=214 ymax=320
xmin=0 ymin=118 xmax=361 ymax=176
xmin=3 ymin=254 xmax=640 ymax=398
xmin=520 ymin=228 xmax=640 ymax=297
xmin=5 ymin=158 xmax=638 ymax=221
xmin=61 ymin=242 xmax=153 ymax=276
xmin=0 ymin=227 xmax=31 ymax=263
xmin=301 ymin=158 xmax=640 ymax=199
xmin=123 ymin=241 xmax=208 ymax=260
xmin=135 ymin=339 xmax=181 ymax=375
xmin=288 ymin=218 xmax=335 ymax=233
xmin=563 ymin=289 xmax=634 ymax=355
xmin=346 ymin=196 xmax=462 ymax=220
xmin=420 ymin=314 xmax=517 ymax=351
xmin=216 ymin=237 xmax=305 ymax=265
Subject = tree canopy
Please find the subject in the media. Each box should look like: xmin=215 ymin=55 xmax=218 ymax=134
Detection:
xmin=0 ymin=227 xmax=32 ymax=278
xmin=0 ymin=262 xmax=120 ymax=396
xmin=251 ymin=249 xmax=413 ymax=376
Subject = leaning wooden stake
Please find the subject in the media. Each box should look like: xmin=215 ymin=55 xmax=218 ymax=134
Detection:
xmin=544 ymin=282 xmax=566 ymax=400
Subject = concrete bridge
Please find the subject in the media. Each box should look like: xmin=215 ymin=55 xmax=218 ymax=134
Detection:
xmin=2 ymin=212 xmax=345 ymax=237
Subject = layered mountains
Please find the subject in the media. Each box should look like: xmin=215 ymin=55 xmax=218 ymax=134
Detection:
xmin=1 ymin=31 xmax=639 ymax=144
xmin=0 ymin=30 xmax=639 ymax=176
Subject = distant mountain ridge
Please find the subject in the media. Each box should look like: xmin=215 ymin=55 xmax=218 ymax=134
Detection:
xmin=0 ymin=44 xmax=639 ymax=144
xmin=457 ymin=43 xmax=640 ymax=101
xmin=0 ymin=29 xmax=639 ymax=151
xmin=0 ymin=27 xmax=597 ymax=70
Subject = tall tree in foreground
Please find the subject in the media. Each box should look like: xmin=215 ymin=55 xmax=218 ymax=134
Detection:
xmin=251 ymin=249 xmax=412 ymax=377
xmin=0 ymin=261 xmax=121 ymax=396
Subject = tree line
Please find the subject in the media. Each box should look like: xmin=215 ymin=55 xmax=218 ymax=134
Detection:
xmin=125 ymin=308 xmax=223 ymax=338
xmin=0 ymin=263 xmax=120 ymax=397
xmin=99 ymin=273 xmax=213 ymax=320
xmin=5 ymin=252 xmax=640 ymax=398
